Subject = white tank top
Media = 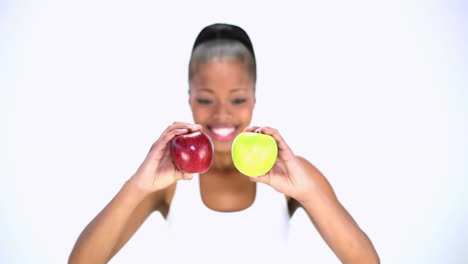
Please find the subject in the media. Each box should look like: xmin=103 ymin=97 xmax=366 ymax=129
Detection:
xmin=165 ymin=174 xmax=290 ymax=264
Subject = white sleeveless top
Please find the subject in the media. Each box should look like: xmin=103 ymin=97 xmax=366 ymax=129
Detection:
xmin=165 ymin=174 xmax=290 ymax=264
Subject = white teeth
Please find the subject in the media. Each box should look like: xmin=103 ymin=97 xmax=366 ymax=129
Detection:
xmin=211 ymin=127 xmax=235 ymax=136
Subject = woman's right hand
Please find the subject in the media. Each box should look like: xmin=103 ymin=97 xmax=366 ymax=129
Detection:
xmin=127 ymin=122 xmax=203 ymax=195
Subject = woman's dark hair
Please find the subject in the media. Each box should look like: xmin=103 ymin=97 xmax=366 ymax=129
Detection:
xmin=189 ymin=23 xmax=257 ymax=83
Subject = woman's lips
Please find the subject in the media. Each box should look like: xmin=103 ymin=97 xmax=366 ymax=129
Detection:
xmin=207 ymin=125 xmax=238 ymax=141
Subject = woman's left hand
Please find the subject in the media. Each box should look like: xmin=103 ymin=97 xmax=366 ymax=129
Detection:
xmin=243 ymin=126 xmax=324 ymax=203
xmin=244 ymin=126 xmax=380 ymax=263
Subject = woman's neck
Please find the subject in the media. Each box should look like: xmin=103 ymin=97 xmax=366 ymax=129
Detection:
xmin=210 ymin=151 xmax=235 ymax=172
xmin=204 ymin=151 xmax=250 ymax=182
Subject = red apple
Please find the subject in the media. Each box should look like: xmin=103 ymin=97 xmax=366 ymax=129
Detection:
xmin=170 ymin=131 xmax=214 ymax=173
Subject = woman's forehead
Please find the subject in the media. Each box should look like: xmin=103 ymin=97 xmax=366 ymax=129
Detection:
xmin=194 ymin=58 xmax=250 ymax=75
xmin=191 ymin=87 xmax=251 ymax=94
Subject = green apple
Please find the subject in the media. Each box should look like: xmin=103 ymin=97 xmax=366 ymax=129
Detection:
xmin=231 ymin=132 xmax=278 ymax=177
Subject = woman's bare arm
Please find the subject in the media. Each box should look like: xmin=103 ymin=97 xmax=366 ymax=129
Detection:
xmin=68 ymin=182 xmax=164 ymax=264
xmin=296 ymin=157 xmax=379 ymax=264
xmin=69 ymin=122 xmax=202 ymax=264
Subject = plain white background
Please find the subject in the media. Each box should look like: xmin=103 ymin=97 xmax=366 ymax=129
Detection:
xmin=1 ymin=0 xmax=467 ymax=263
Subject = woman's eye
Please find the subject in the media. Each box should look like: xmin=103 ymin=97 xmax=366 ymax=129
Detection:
xmin=232 ymin=98 xmax=246 ymax=105
xmin=197 ymin=99 xmax=213 ymax=104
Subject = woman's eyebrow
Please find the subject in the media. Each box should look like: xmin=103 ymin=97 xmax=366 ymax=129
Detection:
xmin=196 ymin=88 xmax=248 ymax=93
xmin=230 ymin=88 xmax=248 ymax=93
xmin=197 ymin=88 xmax=213 ymax=93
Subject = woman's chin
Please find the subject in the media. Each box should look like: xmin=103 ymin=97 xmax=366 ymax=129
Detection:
xmin=212 ymin=140 xmax=234 ymax=155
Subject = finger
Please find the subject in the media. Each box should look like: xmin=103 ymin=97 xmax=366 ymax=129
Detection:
xmin=192 ymin=123 xmax=203 ymax=132
xmin=243 ymin=126 xmax=260 ymax=132
xmin=166 ymin=122 xmax=202 ymax=133
xmin=158 ymin=123 xmax=202 ymax=145
xmin=249 ymin=174 xmax=270 ymax=185
xmin=149 ymin=128 xmax=188 ymax=158
xmin=173 ymin=123 xmax=202 ymax=133
xmin=173 ymin=170 xmax=195 ymax=181
xmin=171 ymin=121 xmax=192 ymax=126
xmin=164 ymin=121 xmax=190 ymax=133
xmin=161 ymin=128 xmax=192 ymax=145
xmin=181 ymin=172 xmax=195 ymax=180
xmin=255 ymin=127 xmax=295 ymax=161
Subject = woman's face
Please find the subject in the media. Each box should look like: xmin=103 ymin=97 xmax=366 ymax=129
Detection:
xmin=189 ymin=58 xmax=256 ymax=154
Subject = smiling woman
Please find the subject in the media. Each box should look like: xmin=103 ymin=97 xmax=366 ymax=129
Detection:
xmin=189 ymin=58 xmax=256 ymax=152
xmin=68 ymin=23 xmax=380 ymax=264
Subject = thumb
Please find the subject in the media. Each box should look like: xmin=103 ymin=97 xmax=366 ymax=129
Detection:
xmin=248 ymin=174 xmax=270 ymax=185
xmin=181 ymin=172 xmax=195 ymax=180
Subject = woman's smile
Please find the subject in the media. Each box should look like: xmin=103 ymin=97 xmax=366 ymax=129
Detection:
xmin=207 ymin=124 xmax=239 ymax=141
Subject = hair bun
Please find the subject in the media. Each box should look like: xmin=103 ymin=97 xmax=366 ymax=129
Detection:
xmin=193 ymin=23 xmax=255 ymax=61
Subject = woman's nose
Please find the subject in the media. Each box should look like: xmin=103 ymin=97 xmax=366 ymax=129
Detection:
xmin=213 ymin=102 xmax=232 ymax=120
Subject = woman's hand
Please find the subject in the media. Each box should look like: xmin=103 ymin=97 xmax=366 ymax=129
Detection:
xmin=243 ymin=126 xmax=324 ymax=203
xmin=245 ymin=127 xmax=380 ymax=263
xmin=127 ymin=122 xmax=203 ymax=195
